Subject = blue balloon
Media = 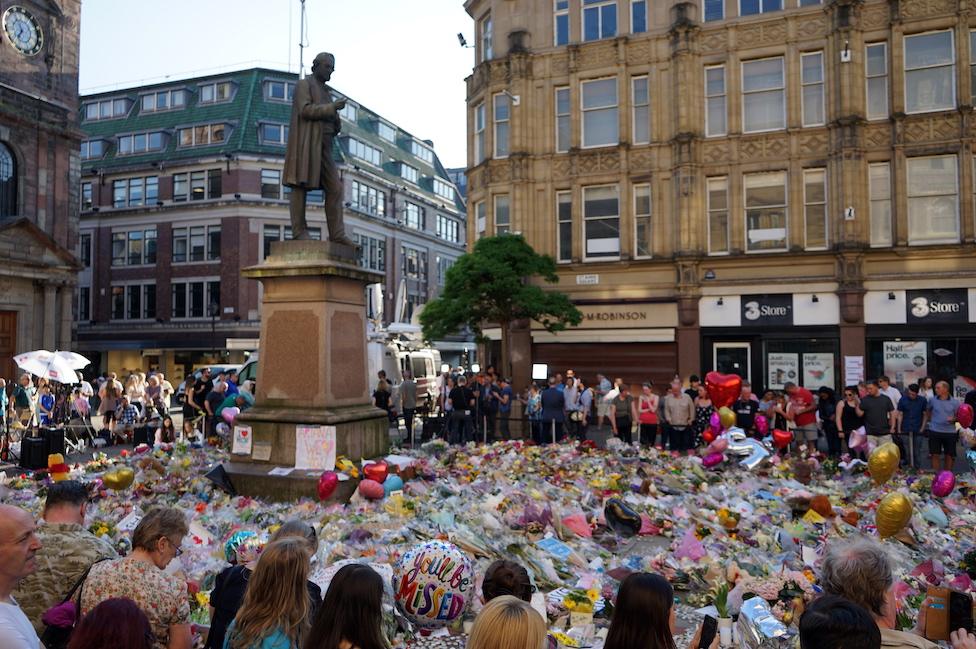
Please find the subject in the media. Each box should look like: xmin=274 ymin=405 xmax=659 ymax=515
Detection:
xmin=383 ymin=474 xmax=405 ymax=495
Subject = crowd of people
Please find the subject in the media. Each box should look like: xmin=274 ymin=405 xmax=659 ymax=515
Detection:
xmin=2 ymin=482 xmax=975 ymax=649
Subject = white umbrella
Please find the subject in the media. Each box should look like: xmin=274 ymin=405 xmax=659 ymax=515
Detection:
xmin=14 ymin=349 xmax=90 ymax=384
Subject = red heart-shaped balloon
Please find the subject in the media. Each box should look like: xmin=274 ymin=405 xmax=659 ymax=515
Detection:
xmin=317 ymin=470 xmax=339 ymax=501
xmin=705 ymin=371 xmax=742 ymax=409
xmin=362 ymin=461 xmax=388 ymax=484
xmin=702 ymin=429 xmax=716 ymax=444
xmin=772 ymin=428 xmax=793 ymax=450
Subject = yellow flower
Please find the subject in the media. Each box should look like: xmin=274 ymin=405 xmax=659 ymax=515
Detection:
xmin=564 ymin=598 xmax=577 ymax=611
xmin=195 ymin=592 xmax=210 ymax=607
xmin=586 ymin=588 xmax=600 ymax=603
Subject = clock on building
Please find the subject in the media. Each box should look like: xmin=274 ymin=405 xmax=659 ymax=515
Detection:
xmin=3 ymin=5 xmax=43 ymax=56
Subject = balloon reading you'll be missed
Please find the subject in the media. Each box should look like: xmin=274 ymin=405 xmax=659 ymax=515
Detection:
xmin=393 ymin=540 xmax=474 ymax=629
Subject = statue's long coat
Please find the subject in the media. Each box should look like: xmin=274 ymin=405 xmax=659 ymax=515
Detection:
xmin=283 ymin=76 xmax=341 ymax=189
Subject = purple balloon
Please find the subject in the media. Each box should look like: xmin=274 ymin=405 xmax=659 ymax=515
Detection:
xmin=755 ymin=414 xmax=769 ymax=436
xmin=709 ymin=411 xmax=722 ymax=435
xmin=932 ymin=470 xmax=956 ymax=498
xmin=703 ymin=452 xmax=724 ymax=468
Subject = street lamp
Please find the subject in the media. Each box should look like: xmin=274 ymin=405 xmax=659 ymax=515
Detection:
xmin=208 ymin=302 xmax=220 ymax=359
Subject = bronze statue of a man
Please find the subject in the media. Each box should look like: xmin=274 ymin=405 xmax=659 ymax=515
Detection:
xmin=283 ymin=52 xmax=354 ymax=245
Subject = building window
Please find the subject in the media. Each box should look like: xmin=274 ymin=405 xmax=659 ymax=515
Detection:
xmin=494 ymin=195 xmax=510 ymax=235
xmin=745 ymin=172 xmax=788 ymax=253
xmin=118 ymin=132 xmax=164 ymax=156
xmin=703 ymin=0 xmax=724 ymax=21
xmin=437 ymin=215 xmax=460 ymax=243
xmin=740 ymin=0 xmax=782 ymax=16
xmin=971 ymin=32 xmax=976 ymax=104
xmin=80 ymin=140 xmax=107 ymax=160
xmin=583 ymin=0 xmax=616 ymax=42
xmin=199 ymin=81 xmax=233 ymax=104
xmin=907 ymin=155 xmax=958 ymax=244
xmin=475 ymin=201 xmax=487 ymax=238
xmin=351 ymin=181 xmax=386 ymax=216
xmin=479 ymin=13 xmax=493 ymax=62
xmin=110 ymin=286 xmax=124 ymax=320
xmin=634 ymin=183 xmax=651 ymax=258
xmin=869 ymin=162 xmax=892 ymax=247
xmin=339 ymin=101 xmax=357 ymax=122
xmin=631 ymin=76 xmax=650 ymax=145
xmin=0 ymin=142 xmax=16 ymax=217
xmin=557 ymin=190 xmax=572 ymax=262
xmin=141 ymin=90 xmax=186 ymax=113
xmin=631 ymin=0 xmax=647 ymax=33
xmin=866 ymin=43 xmax=889 ymax=120
xmin=436 ymin=255 xmax=454 ymax=286
xmin=172 ymin=225 xmax=220 ymax=262
xmin=172 ymin=169 xmax=221 ymax=202
xmin=707 ymin=177 xmax=729 ymax=255
xmin=346 ymin=138 xmax=382 ymax=166
xmin=904 ymin=30 xmax=955 ymax=114
xmin=83 ymin=98 xmax=130 ymax=121
xmin=581 ymin=77 xmax=619 ymax=148
xmin=264 ymin=80 xmax=295 ymax=102
xmin=115 ymin=284 xmax=155 ymax=320
xmin=177 ymin=124 xmax=227 ymax=147
xmin=411 ymin=141 xmax=434 ymax=164
xmin=433 ymin=178 xmax=455 ymax=201
xmin=78 ymin=287 xmax=90 ymax=322
xmin=377 ymin=121 xmax=396 ymax=142
xmin=353 ymin=233 xmax=386 ymax=271
xmin=79 ymin=233 xmax=92 ymax=267
xmin=554 ymin=0 xmax=569 ymax=45
xmin=801 ymin=52 xmax=825 ymax=127
xmin=260 ymin=123 xmax=288 ymax=145
xmin=262 ymin=224 xmax=320 ymax=259
xmin=400 ymin=163 xmax=419 ymax=184
xmin=112 ymin=176 xmax=159 ymax=208
xmin=799 ymin=0 xmax=822 ymax=4
xmin=803 ymin=168 xmax=827 ymax=250
xmin=474 ymin=103 xmax=486 ymax=163
xmin=261 ymin=169 xmax=282 ymax=199
xmin=583 ymin=184 xmax=619 ymax=259
xmin=111 ymin=229 xmax=156 ymax=266
xmin=171 ymin=281 xmax=220 ymax=319
xmin=705 ymin=65 xmax=727 ymax=137
xmin=81 ymin=182 xmax=92 ymax=211
xmin=742 ymin=57 xmax=785 ymax=133
xmin=493 ymin=94 xmax=510 ymax=158
xmin=555 ymin=87 xmax=571 ymax=152
xmin=404 ymin=202 xmax=425 ymax=230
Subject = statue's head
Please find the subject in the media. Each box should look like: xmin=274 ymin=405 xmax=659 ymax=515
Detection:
xmin=311 ymin=52 xmax=335 ymax=83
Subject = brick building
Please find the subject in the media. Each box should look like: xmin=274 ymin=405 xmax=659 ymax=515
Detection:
xmin=0 ymin=0 xmax=82 ymax=380
xmin=78 ymin=68 xmax=466 ymax=384
xmin=465 ymin=0 xmax=976 ymax=395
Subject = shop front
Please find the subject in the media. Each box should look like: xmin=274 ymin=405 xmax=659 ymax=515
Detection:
xmin=699 ymin=292 xmax=842 ymax=393
xmin=864 ymin=288 xmax=976 ymax=397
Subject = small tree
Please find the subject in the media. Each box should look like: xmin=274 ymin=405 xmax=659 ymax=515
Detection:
xmin=420 ymin=234 xmax=582 ymax=380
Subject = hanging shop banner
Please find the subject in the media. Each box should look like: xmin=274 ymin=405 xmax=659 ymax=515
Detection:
xmin=882 ymin=341 xmax=928 ymax=387
xmin=802 ymin=353 xmax=835 ymax=390
xmin=767 ymin=352 xmax=799 ymax=390
xmin=742 ymin=294 xmax=794 ymax=327
xmin=844 ymin=356 xmax=864 ymax=387
xmin=953 ymin=375 xmax=976 ymax=401
xmin=906 ymin=289 xmax=968 ymax=324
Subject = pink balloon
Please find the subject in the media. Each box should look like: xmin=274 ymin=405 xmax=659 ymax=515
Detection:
xmin=358 ymin=479 xmax=385 ymax=500
xmin=709 ymin=411 xmax=722 ymax=435
xmin=755 ymin=414 xmax=769 ymax=436
xmin=221 ymin=407 xmax=240 ymax=424
xmin=706 ymin=438 xmax=729 ymax=455
xmin=932 ymin=470 xmax=956 ymax=498
xmin=958 ymin=404 xmax=974 ymax=429
xmin=702 ymin=452 xmax=724 ymax=468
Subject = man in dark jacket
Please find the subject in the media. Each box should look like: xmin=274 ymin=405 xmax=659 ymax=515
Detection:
xmin=540 ymin=376 xmax=566 ymax=443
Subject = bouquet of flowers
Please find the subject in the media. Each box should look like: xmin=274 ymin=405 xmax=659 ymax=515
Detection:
xmin=731 ymin=569 xmax=815 ymax=624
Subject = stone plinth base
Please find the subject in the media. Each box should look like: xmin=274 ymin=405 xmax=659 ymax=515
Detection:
xmin=222 ymin=461 xmax=360 ymax=503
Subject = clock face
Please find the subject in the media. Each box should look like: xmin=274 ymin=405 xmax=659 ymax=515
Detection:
xmin=3 ymin=6 xmax=43 ymax=56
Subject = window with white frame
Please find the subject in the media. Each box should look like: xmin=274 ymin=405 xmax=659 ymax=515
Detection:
xmin=83 ymin=98 xmax=130 ymax=121
xmin=555 ymin=87 xmax=571 ymax=152
xmin=707 ymin=177 xmax=729 ymax=254
xmin=703 ymin=0 xmax=724 ymax=21
xmin=803 ymin=168 xmax=827 ymax=250
xmin=347 ymin=138 xmax=382 ymax=166
xmin=199 ymin=81 xmax=233 ymax=104
xmin=404 ymin=202 xmax=425 ymax=230
xmin=141 ymin=90 xmax=186 ymax=113
xmin=557 ymin=190 xmax=572 ymax=262
xmin=705 ymin=65 xmax=727 ymax=137
xmin=377 ymin=121 xmax=396 ymax=142
xmin=82 ymin=182 xmax=92 ymax=211
xmin=554 ymin=0 xmax=569 ymax=45
xmin=437 ymin=215 xmax=460 ymax=243
xmin=261 ymin=169 xmax=282 ymax=199
xmin=118 ymin=132 xmax=165 ymax=155
xmin=172 ymin=225 xmax=220 ymax=262
xmin=801 ymin=52 xmax=825 ymax=126
xmin=631 ymin=0 xmax=647 ymax=33
xmin=904 ymin=31 xmax=955 ymax=114
xmin=583 ymin=0 xmax=616 ymax=42
xmin=80 ymin=141 xmax=107 ymax=160
xmin=742 ymin=57 xmax=785 ymax=132
xmin=582 ymin=77 xmax=619 ymax=147
xmin=177 ymin=123 xmax=226 ymax=147
xmin=632 ymin=76 xmax=650 ymax=145
xmin=354 ymin=233 xmax=386 ymax=272
xmin=111 ymin=229 xmax=156 ymax=266
xmin=494 ymin=195 xmax=510 ymax=234
xmin=475 ymin=201 xmax=487 ymax=238
xmin=739 ymin=0 xmax=782 ymax=16
xmin=411 ymin=141 xmax=434 ymax=164
xmin=869 ymin=162 xmax=892 ymax=247
xmin=260 ymin=123 xmax=288 ymax=145
xmin=78 ymin=286 xmax=90 ymax=322
xmin=433 ymin=178 xmax=455 ymax=201
xmin=436 ymin=255 xmax=454 ymax=286
xmin=79 ymin=233 xmax=92 ymax=267
xmin=339 ymin=101 xmax=357 ymax=122
xmin=583 ymin=185 xmax=620 ymax=259
xmin=111 ymin=284 xmax=156 ymax=320
xmin=744 ymin=171 xmax=788 ymax=252
xmin=907 ymin=155 xmax=959 ymax=244
xmin=171 ymin=280 xmax=220 ymax=319
xmin=634 ymin=184 xmax=651 ymax=257
xmin=493 ymin=93 xmax=510 ymax=158
xmin=480 ymin=13 xmax=493 ymax=62
xmin=400 ymin=163 xmax=419 ymax=184
xmin=262 ymin=225 xmax=321 ymax=258
xmin=112 ymin=176 xmax=158 ymax=208
xmin=173 ymin=169 xmax=221 ymax=202
xmin=264 ymin=80 xmax=295 ymax=102
xmin=866 ymin=43 xmax=889 ymax=120
xmin=352 ymin=181 xmax=386 ymax=216
xmin=474 ymin=103 xmax=486 ymax=163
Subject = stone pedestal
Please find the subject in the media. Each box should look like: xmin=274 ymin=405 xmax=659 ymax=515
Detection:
xmin=224 ymin=240 xmax=388 ymax=501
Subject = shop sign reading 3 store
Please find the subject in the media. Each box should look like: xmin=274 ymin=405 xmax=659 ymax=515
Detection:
xmin=741 ymin=294 xmax=793 ymax=326
xmin=906 ymin=289 xmax=968 ymax=324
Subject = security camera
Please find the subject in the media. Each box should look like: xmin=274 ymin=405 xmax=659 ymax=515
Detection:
xmin=457 ymin=33 xmax=468 ymax=47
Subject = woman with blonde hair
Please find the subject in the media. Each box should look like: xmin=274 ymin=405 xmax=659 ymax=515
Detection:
xmin=224 ymin=538 xmax=312 ymax=649
xmin=467 ymin=596 xmax=547 ymax=649
xmin=126 ymin=373 xmax=147 ymax=416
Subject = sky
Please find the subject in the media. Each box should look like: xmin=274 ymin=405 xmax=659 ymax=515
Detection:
xmin=79 ymin=0 xmax=474 ymax=168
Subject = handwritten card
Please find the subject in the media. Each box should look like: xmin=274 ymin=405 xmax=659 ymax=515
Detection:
xmin=295 ymin=425 xmax=336 ymax=471
xmin=232 ymin=425 xmax=253 ymax=455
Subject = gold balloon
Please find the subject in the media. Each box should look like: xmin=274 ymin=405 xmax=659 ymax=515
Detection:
xmin=103 ymin=467 xmax=135 ymax=490
xmin=876 ymin=492 xmax=912 ymax=538
xmin=719 ymin=406 xmax=736 ymax=429
xmin=868 ymin=442 xmax=900 ymax=484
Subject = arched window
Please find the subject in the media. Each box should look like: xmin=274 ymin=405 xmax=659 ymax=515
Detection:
xmin=0 ymin=142 xmax=16 ymax=218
